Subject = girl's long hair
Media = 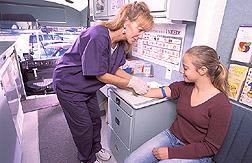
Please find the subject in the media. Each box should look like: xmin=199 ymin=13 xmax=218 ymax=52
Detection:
xmin=186 ymin=45 xmax=230 ymax=97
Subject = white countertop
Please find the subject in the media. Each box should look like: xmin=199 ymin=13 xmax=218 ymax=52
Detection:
xmin=109 ymin=81 xmax=169 ymax=109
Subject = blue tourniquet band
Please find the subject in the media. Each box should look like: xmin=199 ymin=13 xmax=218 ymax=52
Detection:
xmin=160 ymin=86 xmax=167 ymax=98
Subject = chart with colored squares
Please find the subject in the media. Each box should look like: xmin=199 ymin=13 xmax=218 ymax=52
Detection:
xmin=132 ymin=23 xmax=186 ymax=71
xmin=142 ymin=33 xmax=182 ymax=64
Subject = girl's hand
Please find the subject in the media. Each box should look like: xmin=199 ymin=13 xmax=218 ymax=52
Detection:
xmin=152 ymin=147 xmax=169 ymax=160
xmin=142 ymin=88 xmax=164 ymax=98
xmin=142 ymin=88 xmax=154 ymax=97
xmin=143 ymin=86 xmax=171 ymax=98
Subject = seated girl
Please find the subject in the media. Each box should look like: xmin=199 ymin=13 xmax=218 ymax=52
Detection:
xmin=124 ymin=45 xmax=232 ymax=163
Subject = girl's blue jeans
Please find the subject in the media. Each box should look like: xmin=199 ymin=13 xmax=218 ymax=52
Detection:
xmin=124 ymin=129 xmax=212 ymax=163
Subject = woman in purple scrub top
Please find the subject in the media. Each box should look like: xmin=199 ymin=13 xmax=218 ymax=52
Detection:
xmin=53 ymin=1 xmax=154 ymax=163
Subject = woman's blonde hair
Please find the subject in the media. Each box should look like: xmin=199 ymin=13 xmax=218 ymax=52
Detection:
xmin=186 ymin=45 xmax=230 ymax=97
xmin=100 ymin=1 xmax=154 ymax=53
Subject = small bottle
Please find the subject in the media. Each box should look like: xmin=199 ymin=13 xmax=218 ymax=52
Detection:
xmin=143 ymin=63 xmax=151 ymax=76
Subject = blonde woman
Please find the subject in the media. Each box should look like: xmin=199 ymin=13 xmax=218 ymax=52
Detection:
xmin=53 ymin=1 xmax=154 ymax=163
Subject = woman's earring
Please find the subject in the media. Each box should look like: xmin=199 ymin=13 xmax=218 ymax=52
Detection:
xmin=122 ymin=27 xmax=126 ymax=34
xmin=122 ymin=23 xmax=127 ymax=34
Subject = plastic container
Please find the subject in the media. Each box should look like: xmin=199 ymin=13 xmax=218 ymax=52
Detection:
xmin=143 ymin=63 xmax=152 ymax=76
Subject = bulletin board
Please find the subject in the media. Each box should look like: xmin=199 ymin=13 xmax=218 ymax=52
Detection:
xmin=108 ymin=0 xmax=127 ymax=16
xmin=228 ymin=26 xmax=252 ymax=108
xmin=132 ymin=23 xmax=186 ymax=71
xmin=94 ymin=0 xmax=107 ymax=16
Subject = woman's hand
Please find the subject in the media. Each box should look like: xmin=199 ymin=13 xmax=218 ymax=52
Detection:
xmin=152 ymin=147 xmax=169 ymax=160
xmin=127 ymin=76 xmax=149 ymax=94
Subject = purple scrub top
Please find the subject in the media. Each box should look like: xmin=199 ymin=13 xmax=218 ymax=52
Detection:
xmin=53 ymin=25 xmax=126 ymax=100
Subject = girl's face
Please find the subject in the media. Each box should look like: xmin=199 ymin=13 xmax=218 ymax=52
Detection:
xmin=180 ymin=53 xmax=201 ymax=83
xmin=125 ymin=21 xmax=145 ymax=44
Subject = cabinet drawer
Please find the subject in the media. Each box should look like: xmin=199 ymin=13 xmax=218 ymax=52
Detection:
xmin=109 ymin=90 xmax=133 ymax=116
xmin=108 ymin=98 xmax=132 ymax=148
xmin=108 ymin=126 xmax=130 ymax=163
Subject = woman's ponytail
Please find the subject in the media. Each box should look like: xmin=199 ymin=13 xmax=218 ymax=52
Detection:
xmin=213 ymin=63 xmax=230 ymax=97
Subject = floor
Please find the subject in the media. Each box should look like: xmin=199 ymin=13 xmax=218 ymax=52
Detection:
xmin=21 ymin=102 xmax=118 ymax=163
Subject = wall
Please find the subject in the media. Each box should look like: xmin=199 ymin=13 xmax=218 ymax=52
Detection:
xmin=192 ymin=0 xmax=227 ymax=49
xmin=0 ymin=0 xmax=88 ymax=27
xmin=216 ymin=0 xmax=252 ymax=66
xmin=216 ymin=0 xmax=252 ymax=110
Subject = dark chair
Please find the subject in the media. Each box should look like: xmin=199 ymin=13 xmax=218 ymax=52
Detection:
xmin=212 ymin=104 xmax=252 ymax=163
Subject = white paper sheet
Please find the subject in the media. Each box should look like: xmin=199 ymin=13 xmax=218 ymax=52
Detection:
xmin=230 ymin=38 xmax=252 ymax=63
xmin=112 ymin=81 xmax=168 ymax=109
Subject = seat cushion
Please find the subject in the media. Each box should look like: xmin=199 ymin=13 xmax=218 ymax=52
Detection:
xmin=212 ymin=104 xmax=252 ymax=163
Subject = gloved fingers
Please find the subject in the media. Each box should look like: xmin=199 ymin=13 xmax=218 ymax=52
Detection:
xmin=127 ymin=76 xmax=149 ymax=94
xmin=133 ymin=83 xmax=149 ymax=94
xmin=127 ymin=76 xmax=137 ymax=88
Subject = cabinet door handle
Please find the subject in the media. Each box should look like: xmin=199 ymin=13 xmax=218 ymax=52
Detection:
xmin=115 ymin=117 xmax=120 ymax=126
xmin=116 ymin=97 xmax=120 ymax=106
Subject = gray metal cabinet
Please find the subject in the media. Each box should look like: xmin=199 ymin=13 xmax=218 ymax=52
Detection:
xmin=0 ymin=75 xmax=22 ymax=163
xmin=0 ymin=41 xmax=23 ymax=163
xmin=128 ymin=0 xmax=200 ymax=21
xmin=108 ymin=88 xmax=177 ymax=163
xmin=91 ymin=0 xmax=199 ymax=21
